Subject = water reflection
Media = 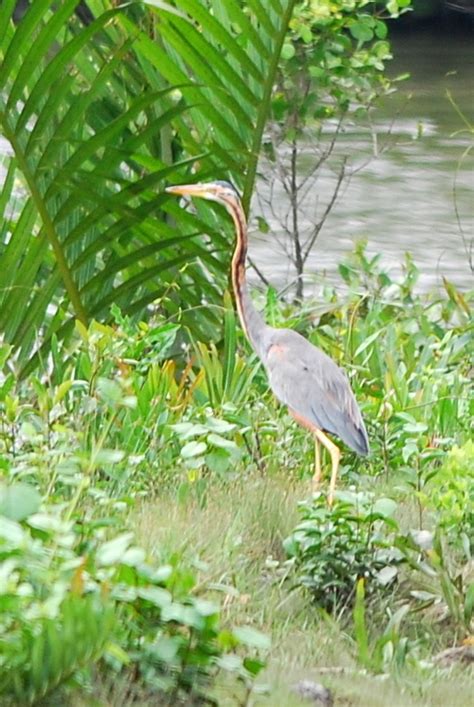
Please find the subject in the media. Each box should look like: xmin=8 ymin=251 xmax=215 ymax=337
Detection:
xmin=250 ymin=30 xmax=474 ymax=293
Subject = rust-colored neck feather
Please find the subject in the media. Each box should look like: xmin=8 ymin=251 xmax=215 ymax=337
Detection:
xmin=225 ymin=197 xmax=266 ymax=356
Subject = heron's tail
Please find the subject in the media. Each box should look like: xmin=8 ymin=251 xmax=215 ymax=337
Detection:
xmin=343 ymin=421 xmax=369 ymax=456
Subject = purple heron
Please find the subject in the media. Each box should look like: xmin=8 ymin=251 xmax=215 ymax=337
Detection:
xmin=166 ymin=181 xmax=369 ymax=503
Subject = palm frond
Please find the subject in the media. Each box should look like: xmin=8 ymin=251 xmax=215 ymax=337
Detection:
xmin=0 ymin=0 xmax=296 ymax=373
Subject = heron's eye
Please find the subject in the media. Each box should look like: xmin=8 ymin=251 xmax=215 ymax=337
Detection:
xmin=215 ymin=179 xmax=239 ymax=196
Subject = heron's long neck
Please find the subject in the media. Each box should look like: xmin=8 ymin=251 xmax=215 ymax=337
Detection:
xmin=228 ymin=203 xmax=266 ymax=357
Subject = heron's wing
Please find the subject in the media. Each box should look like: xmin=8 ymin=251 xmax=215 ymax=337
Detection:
xmin=264 ymin=328 xmax=369 ymax=455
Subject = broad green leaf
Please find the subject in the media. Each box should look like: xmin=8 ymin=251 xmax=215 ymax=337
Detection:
xmin=207 ymin=433 xmax=238 ymax=451
xmin=181 ymin=441 xmax=207 ymax=458
xmin=0 ymin=0 xmax=297 ymax=374
xmin=0 ymin=516 xmax=26 ymax=544
xmin=96 ymin=532 xmax=135 ymax=566
xmin=233 ymin=626 xmax=271 ymax=650
xmin=372 ymin=497 xmax=398 ymax=518
xmin=0 ymin=483 xmax=41 ymax=521
xmin=137 ymin=587 xmax=173 ymax=608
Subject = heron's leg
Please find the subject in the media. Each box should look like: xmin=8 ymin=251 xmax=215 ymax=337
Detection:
xmin=288 ymin=408 xmax=340 ymax=503
xmin=314 ymin=428 xmax=341 ymax=506
xmin=312 ymin=437 xmax=322 ymax=492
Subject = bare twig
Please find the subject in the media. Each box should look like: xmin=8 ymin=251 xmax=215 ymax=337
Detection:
xmin=302 ymin=157 xmax=347 ymax=262
xmin=247 ymin=255 xmax=271 ymax=286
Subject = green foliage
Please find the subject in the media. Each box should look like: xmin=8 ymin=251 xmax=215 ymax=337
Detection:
xmin=279 ymin=246 xmax=473 ymax=666
xmin=0 ymin=493 xmax=268 ymax=704
xmin=353 ymin=577 xmax=412 ymax=673
xmin=0 ymin=0 xmax=297 ymax=374
xmin=284 ymin=492 xmax=401 ymax=611
xmin=1 ymin=592 xmax=114 ymax=706
xmin=192 ymin=292 xmax=262 ymax=409
xmin=0 ymin=1 xmax=472 ymax=702
xmin=0 ymin=312 xmax=270 ymax=703
xmin=393 ymin=526 xmax=473 ymax=637
xmin=310 ymin=244 xmax=471 ymax=484
xmin=0 ymin=244 xmax=470 ymax=500
xmin=0 ymin=246 xmax=472 ymax=700
xmin=426 ymin=442 xmax=474 ymax=543
xmin=275 ymin=0 xmax=411 ymax=130
xmin=172 ymin=416 xmax=243 ymax=479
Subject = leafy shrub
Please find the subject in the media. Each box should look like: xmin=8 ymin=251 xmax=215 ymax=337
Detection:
xmin=172 ymin=416 xmax=243 ymax=479
xmin=394 ymin=527 xmax=474 ymax=637
xmin=296 ymin=244 xmax=471 ymax=490
xmin=0 ymin=311 xmax=270 ymax=703
xmin=427 ymin=441 xmax=474 ymax=547
xmin=0 ymin=245 xmax=472 ymax=700
xmin=284 ymin=492 xmax=401 ymax=612
xmin=1 ymin=592 xmax=114 ymax=706
xmin=0 ymin=486 xmax=268 ymax=704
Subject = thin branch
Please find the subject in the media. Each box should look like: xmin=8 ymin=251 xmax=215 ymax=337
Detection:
xmin=298 ymin=115 xmax=345 ymax=192
xmin=302 ymin=157 xmax=347 ymax=263
xmin=247 ymin=255 xmax=271 ymax=286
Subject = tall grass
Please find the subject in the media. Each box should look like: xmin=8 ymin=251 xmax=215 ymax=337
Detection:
xmin=0 ymin=246 xmax=472 ymax=704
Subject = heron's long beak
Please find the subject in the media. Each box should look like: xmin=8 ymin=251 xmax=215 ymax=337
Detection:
xmin=166 ymin=183 xmax=212 ymax=198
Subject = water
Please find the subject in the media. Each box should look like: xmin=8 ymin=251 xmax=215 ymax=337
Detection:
xmin=250 ymin=29 xmax=474 ymax=295
xmin=1 ymin=29 xmax=472 ymax=294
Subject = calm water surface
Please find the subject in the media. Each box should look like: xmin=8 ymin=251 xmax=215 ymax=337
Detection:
xmin=1 ymin=30 xmax=472 ymax=294
xmin=250 ymin=30 xmax=474 ymax=294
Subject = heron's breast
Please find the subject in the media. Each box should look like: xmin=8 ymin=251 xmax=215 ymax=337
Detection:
xmin=267 ymin=343 xmax=287 ymax=359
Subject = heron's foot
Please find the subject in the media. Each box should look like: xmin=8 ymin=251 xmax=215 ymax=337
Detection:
xmin=311 ymin=476 xmax=321 ymax=495
xmin=309 ymin=484 xmax=333 ymax=507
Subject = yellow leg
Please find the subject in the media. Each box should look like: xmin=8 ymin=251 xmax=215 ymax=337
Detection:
xmin=312 ymin=438 xmax=321 ymax=492
xmin=314 ymin=428 xmax=341 ymax=506
xmin=288 ymin=408 xmax=341 ymax=505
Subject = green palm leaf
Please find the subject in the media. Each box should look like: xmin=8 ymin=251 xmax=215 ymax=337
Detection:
xmin=0 ymin=0 xmax=296 ymax=373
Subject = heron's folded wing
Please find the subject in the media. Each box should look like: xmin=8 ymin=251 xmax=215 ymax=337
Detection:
xmin=264 ymin=330 xmax=369 ymax=455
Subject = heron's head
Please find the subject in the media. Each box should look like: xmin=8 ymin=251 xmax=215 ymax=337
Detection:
xmin=166 ymin=180 xmax=241 ymax=210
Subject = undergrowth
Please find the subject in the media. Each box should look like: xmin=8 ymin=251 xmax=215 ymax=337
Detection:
xmin=0 ymin=246 xmax=472 ymax=705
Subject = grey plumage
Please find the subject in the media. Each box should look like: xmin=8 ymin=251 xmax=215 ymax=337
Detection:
xmin=261 ymin=327 xmax=369 ymax=456
xmin=166 ymin=180 xmax=370 ymax=502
